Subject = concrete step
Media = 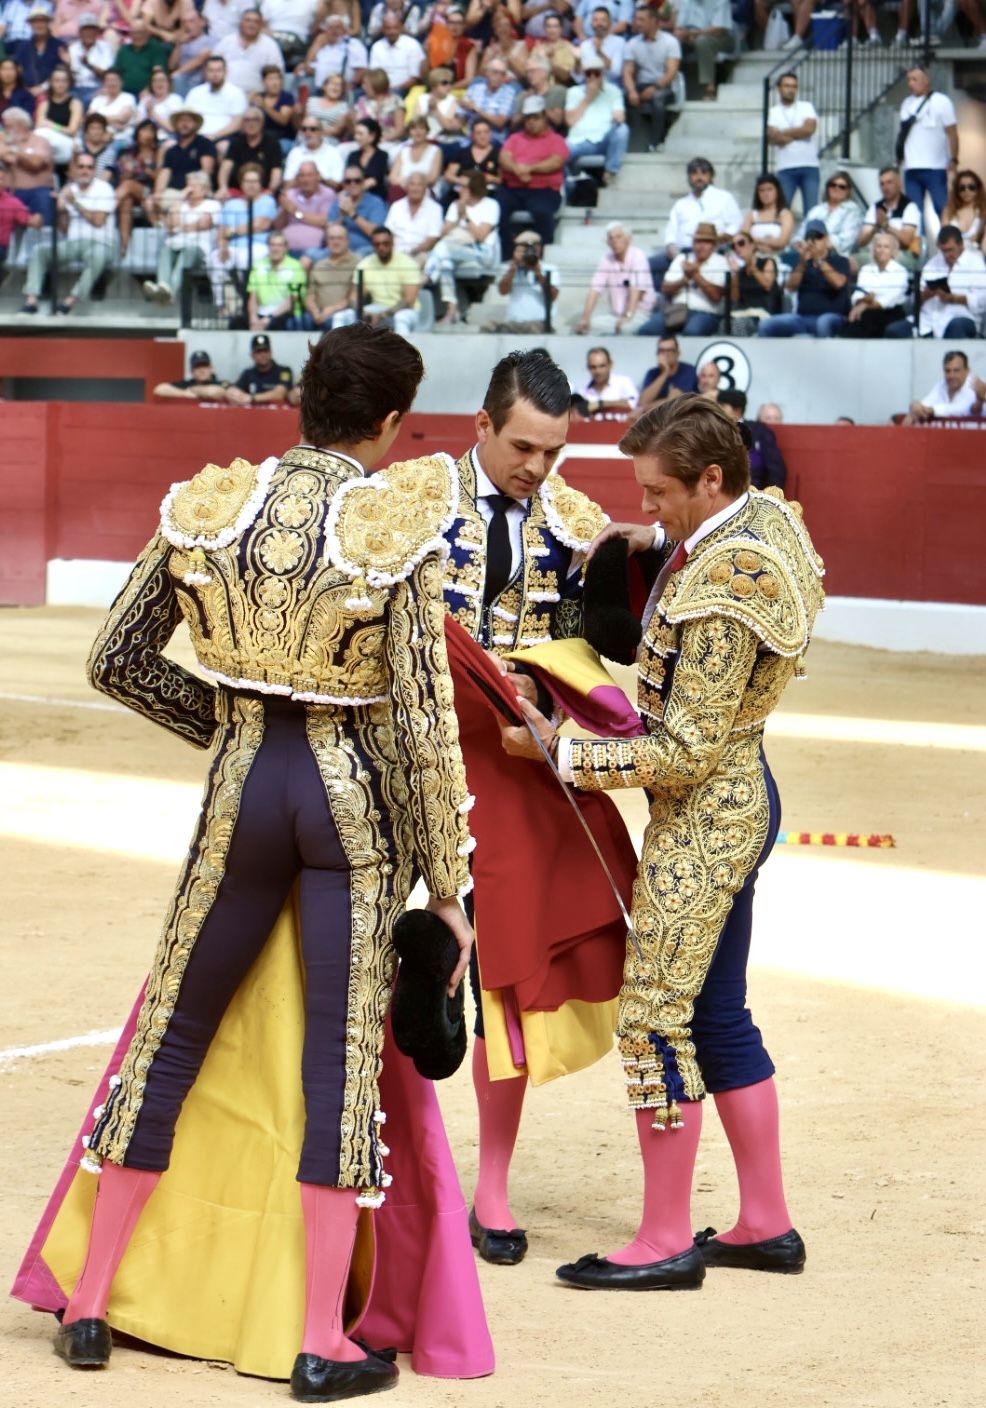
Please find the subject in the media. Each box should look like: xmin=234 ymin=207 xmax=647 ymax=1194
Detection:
xmin=671 ymin=104 xmax=765 ymax=140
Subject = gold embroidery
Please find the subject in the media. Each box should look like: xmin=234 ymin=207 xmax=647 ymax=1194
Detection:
xmin=539 ymin=471 xmax=609 ymax=549
xmin=331 ymin=455 xmax=455 ymax=583
xmin=164 ymin=458 xmax=260 ymax=541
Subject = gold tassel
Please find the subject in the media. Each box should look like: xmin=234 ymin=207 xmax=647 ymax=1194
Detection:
xmin=668 ymin=1101 xmax=684 ymax=1130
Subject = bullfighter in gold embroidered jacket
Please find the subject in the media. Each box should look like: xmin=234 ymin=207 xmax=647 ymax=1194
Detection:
xmin=504 ymin=395 xmax=824 ymax=1292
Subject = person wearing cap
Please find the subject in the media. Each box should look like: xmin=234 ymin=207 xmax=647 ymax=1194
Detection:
xmin=20 ymin=147 xmax=116 ymax=314
xmin=154 ymin=105 xmax=218 ymax=197
xmin=622 ymin=2 xmax=680 ymax=152
xmin=496 ymin=94 xmax=568 ymax=259
xmin=12 ymin=5 xmax=66 ymax=93
xmin=756 ymin=220 xmax=851 ymax=338
xmin=226 ymin=330 xmax=294 ymax=403
xmin=185 ymin=53 xmax=248 ymax=145
xmin=651 ymin=155 xmax=741 ymax=285
xmin=480 ymin=227 xmax=560 ymax=333
xmin=673 ymin=0 xmax=736 ymax=102
xmin=639 ymin=220 xmax=727 ymax=336
xmin=578 ymin=7 xmax=627 ymax=86
xmin=0 ymin=0 xmax=52 ymax=48
xmin=66 ymin=13 xmax=112 ymax=105
xmin=153 ymin=348 xmax=231 ymax=400
xmin=564 ymin=51 xmax=627 ymax=182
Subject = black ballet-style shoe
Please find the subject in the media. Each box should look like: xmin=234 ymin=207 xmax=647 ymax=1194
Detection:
xmin=555 ymin=1245 xmax=705 ymax=1291
xmin=53 ymin=1317 xmax=112 ymax=1367
xmin=468 ymin=1207 xmax=528 ymax=1266
xmin=694 ymin=1226 xmax=806 ymax=1273
xmin=290 ymin=1350 xmax=399 ymax=1403
xmin=390 ymin=909 xmax=466 ymax=1081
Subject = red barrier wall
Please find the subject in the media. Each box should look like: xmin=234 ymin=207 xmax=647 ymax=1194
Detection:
xmin=0 ymin=338 xmax=183 ymax=402
xmin=1 ymin=405 xmax=984 ymax=607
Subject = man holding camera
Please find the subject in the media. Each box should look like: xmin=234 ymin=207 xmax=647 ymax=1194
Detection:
xmin=481 ymin=228 xmax=560 ymax=333
xmin=757 ymin=219 xmax=850 ymax=338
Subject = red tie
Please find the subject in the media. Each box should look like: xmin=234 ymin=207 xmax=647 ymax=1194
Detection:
xmin=666 ymin=541 xmax=689 ymax=575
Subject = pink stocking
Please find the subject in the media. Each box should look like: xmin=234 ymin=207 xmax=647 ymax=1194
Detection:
xmin=64 ymin=1162 xmax=161 ymax=1324
xmin=712 ymin=1077 xmax=793 ymax=1244
xmin=299 ymin=1183 xmax=366 ymax=1363
xmin=471 ymin=1037 xmax=526 ymax=1230
xmin=608 ymin=1101 xmax=703 ymax=1266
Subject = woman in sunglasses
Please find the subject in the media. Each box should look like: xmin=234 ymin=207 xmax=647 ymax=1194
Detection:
xmin=800 ymin=169 xmax=862 ymax=260
xmin=726 ymin=231 xmax=781 ymax=335
xmin=740 ymin=173 xmax=794 ymax=260
xmin=941 ymin=168 xmax=986 ymax=253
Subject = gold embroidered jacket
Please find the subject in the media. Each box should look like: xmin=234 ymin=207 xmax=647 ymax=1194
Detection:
xmin=87 ymin=446 xmax=472 ymax=901
xmin=567 ymin=489 xmax=825 ymax=1120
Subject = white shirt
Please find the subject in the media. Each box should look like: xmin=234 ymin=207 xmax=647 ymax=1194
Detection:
xmin=386 ymin=194 xmax=443 ymax=254
xmin=214 ymin=32 xmax=285 ymax=92
xmin=767 ymin=98 xmax=819 ymax=171
xmin=899 ymin=90 xmax=956 ymax=171
xmin=64 ymin=177 xmax=116 ymax=245
xmin=202 ymin=0 xmax=250 ymax=46
xmin=367 ymin=33 xmax=425 ymax=91
xmin=67 ymin=36 xmax=114 ymax=88
xmin=186 ymin=79 xmax=248 ymax=138
xmin=577 ymin=372 xmax=639 ymax=408
xmin=503 ymin=261 xmax=561 ymax=322
xmin=665 ymin=185 xmax=741 ymax=250
xmin=445 ymin=195 xmax=500 ymax=252
xmin=168 ymin=196 xmax=220 ymax=255
xmin=284 ymin=140 xmax=343 ymax=185
xmin=920 ymin=372 xmax=979 ymax=417
xmin=138 ymin=91 xmax=184 ymax=139
xmin=313 ymin=36 xmax=368 ymax=88
xmin=88 ymin=91 xmax=136 ymax=136
xmin=919 ymin=248 xmax=986 ymax=337
xmin=578 ymin=35 xmax=625 ymax=83
xmin=666 ymin=249 xmax=728 ymax=313
xmin=259 ymin=0 xmax=318 ymax=40
xmin=852 ymin=258 xmax=909 ymax=310
xmin=473 ymin=451 xmax=527 ymax=579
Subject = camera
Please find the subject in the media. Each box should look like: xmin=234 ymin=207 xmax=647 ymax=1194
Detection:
xmin=522 ymin=243 xmax=540 ymax=267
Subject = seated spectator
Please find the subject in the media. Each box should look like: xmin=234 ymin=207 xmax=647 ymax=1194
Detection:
xmin=0 ymin=159 xmax=42 ymax=268
xmin=283 ymin=115 xmax=343 ymax=187
xmin=276 ymin=158 xmax=334 ymax=265
xmin=306 ymin=71 xmax=352 ymax=143
xmin=511 ymin=53 xmax=566 ymax=130
xmin=20 ymin=149 xmax=115 ymax=313
xmin=904 ymin=349 xmax=983 ymax=423
xmin=531 ymin=13 xmax=578 ymax=86
xmin=461 ymin=57 xmax=519 ymax=140
xmin=480 ymin=227 xmax=560 ymax=333
xmin=219 ymin=104 xmax=283 ymax=194
xmin=674 ymin=0 xmax=735 ymax=102
xmin=389 ymin=115 xmax=442 ymax=195
xmin=113 ymin=18 xmax=170 ymax=99
xmin=153 ymin=348 xmax=230 ymax=401
xmin=51 ymin=0 xmax=105 ymax=41
xmin=368 ymin=0 xmax=427 ymax=40
xmin=757 ymin=220 xmax=850 ymax=338
xmin=0 ymin=105 xmax=55 ymax=222
xmin=368 ymin=14 xmax=425 ymax=96
xmin=186 ymin=54 xmax=248 ymax=145
xmin=622 ymin=2 xmax=680 ymax=152
xmin=414 ymin=66 xmax=466 ymax=144
xmin=154 ymin=104 xmax=216 ymax=195
xmin=305 ymin=15 xmax=368 ymax=94
xmin=479 ymin=6 xmax=528 ymax=80
xmin=144 ymin=168 xmax=219 ymax=302
xmin=140 ymin=0 xmax=192 ymax=47
xmin=259 ymin=0 xmax=318 ymax=70
xmin=349 ymin=114 xmax=389 ymax=194
xmin=168 ymin=8 xmax=212 ymax=99
xmin=857 ymin=165 xmax=922 ymax=272
xmin=304 ymin=220 xmax=359 ymax=329
xmin=575 ymin=218 xmax=655 ymax=334
xmin=576 ymin=345 xmax=639 ymax=415
xmin=253 ymin=63 xmax=296 ymax=149
xmin=917 ymin=224 xmax=986 ymax=340
xmin=637 ymin=332 xmax=698 ymax=409
xmin=579 ymin=7 xmax=626 ymax=87
xmin=335 ymin=160 xmax=387 ymax=254
xmin=429 ymin=8 xmax=478 ymax=86
xmin=139 ymin=65 xmax=184 ymax=141
xmin=443 ymin=114 xmax=500 ymax=199
xmin=753 ymin=0 xmax=813 ymax=50
xmin=215 ymin=9 xmax=284 ymax=95
xmin=207 ymin=160 xmax=276 ymax=298
xmin=740 ymin=172 xmax=793 ymax=259
xmin=496 ymin=95 xmax=568 ymax=257
xmin=725 ymin=229 xmax=780 ymax=334
xmin=0 ymin=57 xmax=36 ymax=118
xmin=696 ymin=359 xmax=720 ymax=398
xmin=838 ymin=231 xmax=910 ymax=339
xmin=651 ymin=155 xmax=740 ymax=283
xmin=35 ymin=62 xmax=82 ymax=165
xmin=573 ymin=0 xmax=631 ymax=40
xmin=564 ymin=52 xmax=627 ymax=182
xmin=765 ymin=70 xmax=819 ymax=216
xmin=386 ymin=168 xmax=442 ymax=265
xmin=114 ymin=116 xmax=160 ymax=253
xmin=354 ymin=70 xmax=405 ymax=148
xmin=246 ymin=228 xmax=308 ymax=329
xmin=89 ymin=67 xmax=137 ymax=146
xmin=225 ymin=331 xmax=293 ymax=404
xmin=428 ymin=169 xmax=500 ymax=324
xmin=639 ymin=220 xmax=727 ymax=336
xmin=13 ymin=6 xmax=66 ymax=96
xmin=941 ymin=169 xmax=986 ymax=253
xmin=332 ymin=223 xmax=420 ymax=335
xmin=75 ymin=107 xmax=116 ymax=179
xmin=68 ymin=15 xmax=114 ymax=106
xmin=799 ymin=170 xmax=862 ymax=261
xmin=758 ymin=402 xmax=782 ymax=423
xmin=717 ymin=387 xmax=787 ymax=489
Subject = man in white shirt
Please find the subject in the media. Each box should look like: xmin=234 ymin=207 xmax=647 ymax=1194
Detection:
xmin=576 ymin=345 xmax=639 ymax=415
xmin=766 ymin=71 xmax=818 ymax=216
xmin=367 ymin=13 xmax=425 ymax=95
xmin=674 ymin=0 xmax=735 ymax=101
xmin=67 ymin=15 xmax=113 ymax=105
xmin=622 ymin=2 xmax=680 ymax=151
xmin=282 ymin=123 xmax=344 ymax=186
xmin=641 ymin=219 xmax=726 ymax=336
xmin=905 ymin=349 xmax=983 ymax=423
xmin=918 ymin=225 xmax=986 ymax=339
xmin=215 ymin=9 xmax=284 ymax=94
xmin=186 ymin=55 xmax=248 ymax=144
xmin=385 ymin=171 xmax=443 ymax=267
xmin=259 ymin=0 xmax=317 ymax=67
xmin=565 ymin=54 xmax=628 ymax=180
xmin=898 ymin=64 xmax=958 ymax=219
xmin=202 ymin=0 xmax=249 ymax=47
xmin=651 ymin=155 xmax=740 ymax=285
xmin=307 ymin=15 xmax=368 ymax=92
xmin=857 ymin=165 xmax=921 ymax=271
xmin=20 ymin=151 xmax=115 ymax=314
xmin=578 ymin=7 xmax=626 ymax=85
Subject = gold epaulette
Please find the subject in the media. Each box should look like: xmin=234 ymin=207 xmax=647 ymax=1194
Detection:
xmin=160 ymin=457 xmax=275 ymax=550
xmin=539 ymin=471 xmax=609 ymax=552
xmin=667 ymin=539 xmax=813 ymax=657
xmin=325 ymin=453 xmax=457 ymax=587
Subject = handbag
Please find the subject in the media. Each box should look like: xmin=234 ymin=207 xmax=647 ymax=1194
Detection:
xmin=662 ymin=301 xmax=689 ymax=332
xmin=895 ymin=93 xmax=930 ymax=164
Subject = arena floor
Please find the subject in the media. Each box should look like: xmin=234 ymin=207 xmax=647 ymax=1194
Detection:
xmin=1 ymin=608 xmax=984 ymax=1408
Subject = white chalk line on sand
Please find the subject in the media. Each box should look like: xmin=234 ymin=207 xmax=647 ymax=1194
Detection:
xmin=0 ymin=690 xmax=125 ymax=714
xmin=0 ymin=1028 xmax=121 ymax=1070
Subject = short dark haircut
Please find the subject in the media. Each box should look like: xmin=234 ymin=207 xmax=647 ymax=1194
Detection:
xmin=299 ymin=323 xmax=424 ymax=447
xmin=778 ymin=71 xmax=798 ymax=83
xmin=355 ymin=115 xmax=382 ymax=144
xmin=718 ymin=388 xmax=748 ymax=415
xmin=371 ymin=225 xmax=391 ymax=237
xmin=943 ymin=349 xmax=969 ymax=367
xmin=657 ymin=333 xmax=679 ymax=349
xmin=619 ymin=394 xmax=751 ymax=496
xmin=687 ymin=157 xmax=714 ymax=176
xmin=482 ymin=349 xmax=571 ymax=432
xmin=937 ymin=224 xmax=963 ymax=245
xmin=878 ymin=164 xmax=901 ymax=178
xmin=587 ymin=345 xmax=612 ymax=364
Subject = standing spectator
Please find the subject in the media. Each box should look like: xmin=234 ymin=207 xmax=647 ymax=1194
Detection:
xmin=114 ymin=117 xmax=160 ymax=254
xmin=333 ymin=223 xmax=420 ymax=335
xmin=13 ymin=6 xmax=65 ymax=94
xmin=941 ymin=169 xmax=986 ymax=253
xmin=856 ymin=165 xmax=922 ymax=271
xmin=218 ymin=104 xmax=282 ymax=193
xmin=799 ymin=170 xmax=862 ymax=259
xmin=385 ymin=169 xmax=442 ymax=265
xmin=389 ymin=114 xmax=442 ymax=194
xmin=154 ymin=104 xmax=217 ymax=193
xmin=138 ymin=66 xmax=184 ymax=140
xmin=253 ymin=63 xmax=296 ymax=149
xmin=208 ymin=159 xmax=275 ymax=294
xmin=246 ymin=228 xmax=308 ymax=329
xmin=904 ymin=349 xmax=982 ymax=423
xmin=283 ymin=115 xmax=344 ymax=187
xmin=622 ymin=1 xmax=680 ymax=152
xmin=532 ymin=12 xmax=578 ymax=86
xmin=916 ymin=224 xmax=986 ymax=339
xmin=89 ymin=68 xmax=138 ymax=146
xmin=306 ymin=72 xmax=352 ymax=143
xmin=511 ymin=53 xmax=566 ymax=130
xmin=35 ymin=62 xmax=83 ymax=164
xmin=639 ymin=223 xmax=727 ymax=335
xmin=757 ymin=219 xmax=850 ymax=338
xmin=0 ymin=159 xmax=42 ymax=268
xmin=169 ymin=8 xmax=212 ymax=98
xmin=460 ymin=56 xmax=519 ymax=139
xmin=428 ymin=169 xmax=499 ymax=324
xmin=637 ymin=332 xmax=698 ymax=409
xmin=575 ymin=218 xmax=655 ymax=334
xmin=414 ymin=66 xmax=466 ymax=143
xmin=145 ymin=168 xmax=219 ymax=302
xmin=444 ymin=114 xmax=500 ymax=195
xmin=725 ymin=230 xmax=780 ymax=335
xmin=0 ymin=56 xmax=35 ymax=116
xmin=496 ymin=94 xmax=568 ymax=256
xmin=259 ymin=0 xmax=317 ymax=70
xmin=652 ymin=155 xmax=740 ymax=283
xmin=335 ymin=160 xmax=386 ymax=254
xmin=186 ymin=54 xmax=248 ymax=144
xmin=838 ymin=231 xmax=910 ymax=339
xmin=367 ymin=14 xmax=425 ymax=96
xmin=67 ymin=14 xmax=113 ymax=105
xmin=481 ymin=226 xmax=559 ymax=332
xmin=304 ymin=220 xmax=358 ymax=329
xmin=113 ymin=18 xmax=170 ymax=99
xmin=674 ymin=0 xmax=734 ymax=101
xmin=225 ymin=330 xmax=293 ymax=404
xmin=765 ymin=70 xmax=818 ymax=215
xmin=354 ymin=69 xmax=404 ymax=146
xmin=739 ymin=172 xmax=793 ymax=259
xmin=717 ymin=387 xmax=787 ymax=490
xmin=20 ymin=149 xmax=115 ymax=312
xmin=0 ymin=106 xmax=55 ymax=221
xmin=215 ymin=8 xmax=284 ymax=95
xmin=576 ymin=344 xmax=639 ymax=414
xmin=275 ymin=158 xmax=332 ymax=263
xmin=578 ymin=6 xmax=626 ymax=86
xmin=564 ymin=52 xmax=627 ymax=182
xmin=305 ymin=15 xmax=367 ymax=93
xmin=897 ymin=64 xmax=957 ymax=220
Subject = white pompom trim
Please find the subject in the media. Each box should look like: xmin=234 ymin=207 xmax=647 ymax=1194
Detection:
xmin=160 ymin=457 xmax=279 ymax=550
xmin=324 ymin=453 xmax=459 ymax=587
xmin=197 ymin=665 xmax=387 ymax=706
xmin=538 ymin=473 xmax=610 ymax=553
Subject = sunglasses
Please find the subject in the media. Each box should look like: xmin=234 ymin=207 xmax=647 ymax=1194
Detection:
xmin=343 ymin=176 xmax=362 ymax=183
xmin=301 ymin=125 xmax=321 ymax=132
xmin=733 ymin=237 xmax=750 ymax=246
xmin=957 ymin=182 xmax=979 ymax=192
xmin=828 ymin=182 xmax=849 ymax=191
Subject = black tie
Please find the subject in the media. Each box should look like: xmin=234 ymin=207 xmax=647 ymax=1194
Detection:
xmin=483 ymin=494 xmax=514 ymax=606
